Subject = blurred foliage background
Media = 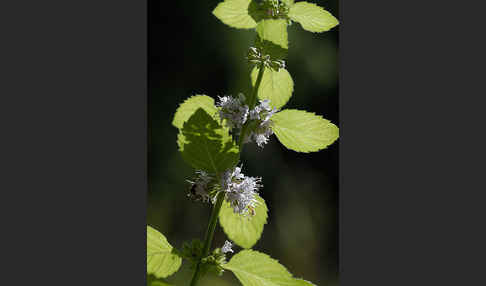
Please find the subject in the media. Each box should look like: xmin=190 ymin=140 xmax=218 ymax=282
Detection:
xmin=148 ymin=0 xmax=339 ymax=285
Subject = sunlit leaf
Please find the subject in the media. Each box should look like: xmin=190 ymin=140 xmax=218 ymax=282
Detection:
xmin=292 ymin=279 xmax=317 ymax=286
xmin=281 ymin=0 xmax=295 ymax=7
xmin=288 ymin=2 xmax=339 ymax=32
xmin=256 ymin=19 xmax=288 ymax=49
xmin=178 ymin=108 xmax=239 ymax=173
xmin=219 ymin=195 xmax=268 ymax=248
xmin=213 ymin=0 xmax=257 ymax=29
xmin=172 ymin=95 xmax=218 ymax=129
xmin=147 ymin=226 xmax=182 ymax=278
xmin=271 ymin=109 xmax=339 ymax=152
xmin=223 ymin=250 xmax=316 ymax=286
xmin=147 ymin=274 xmax=173 ymax=286
xmin=251 ymin=66 xmax=294 ymax=109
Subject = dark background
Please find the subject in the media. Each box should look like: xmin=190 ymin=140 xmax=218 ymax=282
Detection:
xmin=148 ymin=0 xmax=339 ymax=285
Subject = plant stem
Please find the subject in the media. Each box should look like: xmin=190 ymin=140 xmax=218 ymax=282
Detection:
xmin=190 ymin=65 xmax=265 ymax=285
xmin=248 ymin=64 xmax=265 ymax=109
xmin=238 ymin=65 xmax=266 ymax=151
xmin=189 ymin=191 xmax=225 ymax=286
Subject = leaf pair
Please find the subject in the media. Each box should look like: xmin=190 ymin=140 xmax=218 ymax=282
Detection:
xmin=171 ymin=94 xmax=338 ymax=254
xmin=214 ymin=1 xmax=339 ymax=153
xmin=213 ymin=1 xmax=337 ymax=66
xmin=213 ymin=0 xmax=339 ymax=33
xmin=175 ymin=92 xmax=338 ymax=158
xmin=173 ymin=95 xmax=269 ymax=249
xmin=146 ymin=225 xmax=317 ymax=286
xmin=252 ymin=67 xmax=339 ymax=153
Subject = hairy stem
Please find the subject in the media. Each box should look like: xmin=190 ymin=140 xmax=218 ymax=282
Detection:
xmin=189 ymin=191 xmax=225 ymax=286
xmin=238 ymin=64 xmax=266 ymax=151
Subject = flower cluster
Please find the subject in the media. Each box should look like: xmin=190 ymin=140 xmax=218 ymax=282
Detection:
xmin=245 ymin=99 xmax=277 ymax=147
xmin=216 ymin=93 xmax=249 ymax=129
xmin=216 ymin=95 xmax=277 ymax=148
xmin=186 ymin=170 xmax=213 ymax=203
xmin=221 ymin=166 xmax=262 ymax=216
xmin=247 ymin=46 xmax=286 ymax=71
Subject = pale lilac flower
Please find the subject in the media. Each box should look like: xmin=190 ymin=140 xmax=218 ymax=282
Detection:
xmin=216 ymin=93 xmax=249 ymax=129
xmin=221 ymin=240 xmax=234 ymax=254
xmin=221 ymin=166 xmax=262 ymax=216
xmin=247 ymin=46 xmax=286 ymax=71
xmin=245 ymin=99 xmax=277 ymax=148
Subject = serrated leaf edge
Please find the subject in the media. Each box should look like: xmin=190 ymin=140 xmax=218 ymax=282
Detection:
xmin=271 ymin=109 xmax=339 ymax=153
xmin=219 ymin=196 xmax=268 ymax=248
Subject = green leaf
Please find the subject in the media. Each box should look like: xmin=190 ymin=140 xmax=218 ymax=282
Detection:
xmin=213 ymin=0 xmax=257 ymax=29
xmin=177 ymin=108 xmax=239 ymax=173
xmin=281 ymin=0 xmax=295 ymax=7
xmin=254 ymin=33 xmax=288 ymax=60
xmin=256 ymin=19 xmax=288 ymax=49
xmin=149 ymin=281 xmax=172 ymax=286
xmin=271 ymin=109 xmax=339 ymax=152
xmin=147 ymin=274 xmax=173 ymax=286
xmin=288 ymin=2 xmax=339 ymax=32
xmin=219 ymin=195 xmax=268 ymax=248
xmin=223 ymin=250 xmax=315 ymax=286
xmin=223 ymin=250 xmax=292 ymax=286
xmin=292 ymin=279 xmax=316 ymax=286
xmin=147 ymin=226 xmax=182 ymax=278
xmin=172 ymin=95 xmax=218 ymax=129
xmin=251 ymin=66 xmax=294 ymax=110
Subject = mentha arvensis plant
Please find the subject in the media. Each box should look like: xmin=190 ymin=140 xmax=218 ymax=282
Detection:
xmin=147 ymin=1 xmax=339 ymax=285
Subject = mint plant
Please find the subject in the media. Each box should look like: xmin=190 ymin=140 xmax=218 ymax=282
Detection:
xmin=147 ymin=1 xmax=339 ymax=285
